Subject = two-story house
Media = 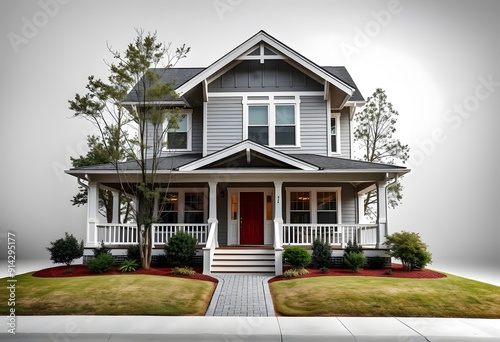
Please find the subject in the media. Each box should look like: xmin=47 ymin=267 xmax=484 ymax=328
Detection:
xmin=66 ymin=31 xmax=409 ymax=275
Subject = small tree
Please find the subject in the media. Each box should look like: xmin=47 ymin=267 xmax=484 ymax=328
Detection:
xmin=164 ymin=231 xmax=197 ymax=267
xmin=311 ymin=239 xmax=331 ymax=269
xmin=384 ymin=231 xmax=432 ymax=270
xmin=344 ymin=252 xmax=367 ymax=272
xmin=47 ymin=232 xmax=84 ymax=271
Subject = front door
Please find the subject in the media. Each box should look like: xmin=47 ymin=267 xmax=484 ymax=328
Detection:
xmin=240 ymin=192 xmax=264 ymax=245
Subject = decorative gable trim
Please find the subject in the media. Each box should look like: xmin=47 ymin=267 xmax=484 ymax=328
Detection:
xmin=175 ymin=31 xmax=355 ymax=99
xmin=178 ymin=140 xmax=319 ymax=171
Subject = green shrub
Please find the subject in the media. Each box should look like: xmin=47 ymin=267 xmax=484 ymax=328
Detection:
xmin=93 ymin=241 xmax=111 ymax=257
xmin=320 ymin=266 xmax=329 ymax=274
xmin=384 ymin=231 xmax=432 ymax=270
xmin=367 ymin=256 xmax=386 ymax=269
xmin=283 ymin=268 xmax=309 ymax=278
xmin=344 ymin=252 xmax=367 ymax=272
xmin=171 ymin=266 xmax=195 ymax=276
xmin=311 ymin=239 xmax=331 ymax=269
xmin=46 ymin=232 xmax=84 ymax=268
xmin=126 ymin=245 xmax=141 ymax=262
xmin=164 ymin=231 xmax=197 ymax=267
xmin=344 ymin=239 xmax=363 ymax=257
xmin=87 ymin=253 xmax=115 ymax=273
xmin=119 ymin=259 xmax=139 ymax=272
xmin=283 ymin=246 xmax=312 ymax=270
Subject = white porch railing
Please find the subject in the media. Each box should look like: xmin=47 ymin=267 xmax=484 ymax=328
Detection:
xmin=96 ymin=224 xmax=138 ymax=245
xmin=281 ymin=224 xmax=378 ymax=247
xmin=95 ymin=223 xmax=208 ymax=246
xmin=152 ymin=223 xmax=208 ymax=246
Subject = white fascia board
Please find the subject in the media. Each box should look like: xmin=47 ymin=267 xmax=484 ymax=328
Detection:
xmin=175 ymin=31 xmax=355 ymax=98
xmin=121 ymin=100 xmax=187 ymax=106
xmin=178 ymin=141 xmax=319 ymax=171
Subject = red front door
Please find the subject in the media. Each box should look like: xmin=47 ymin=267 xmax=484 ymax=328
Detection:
xmin=240 ymin=192 xmax=264 ymax=245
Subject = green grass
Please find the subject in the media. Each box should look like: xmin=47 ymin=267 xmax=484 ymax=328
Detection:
xmin=270 ymin=273 xmax=500 ymax=317
xmin=1 ymin=273 xmax=216 ymax=316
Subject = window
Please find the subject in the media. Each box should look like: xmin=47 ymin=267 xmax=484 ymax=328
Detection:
xmin=287 ymin=188 xmax=341 ymax=224
xmin=184 ymin=193 xmax=204 ymax=223
xmin=244 ymin=95 xmax=300 ymax=147
xmin=159 ymin=193 xmax=179 ymax=223
xmin=330 ymin=113 xmax=340 ymax=154
xmin=166 ymin=112 xmax=192 ymax=151
xmin=290 ymin=192 xmax=311 ymax=223
xmin=317 ymin=192 xmax=337 ymax=224
xmin=248 ymin=105 xmax=269 ymax=145
xmin=275 ymin=105 xmax=295 ymax=145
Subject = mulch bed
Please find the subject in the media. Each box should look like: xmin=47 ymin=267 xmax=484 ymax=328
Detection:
xmin=33 ymin=265 xmax=218 ymax=284
xmin=268 ymin=264 xmax=446 ymax=283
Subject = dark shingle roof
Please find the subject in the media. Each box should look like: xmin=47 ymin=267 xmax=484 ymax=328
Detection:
xmin=291 ymin=154 xmax=406 ymax=171
xmin=322 ymin=66 xmax=364 ymax=102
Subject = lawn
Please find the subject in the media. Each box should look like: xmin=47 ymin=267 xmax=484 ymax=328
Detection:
xmin=270 ymin=273 xmax=500 ymax=317
xmin=1 ymin=272 xmax=216 ymax=316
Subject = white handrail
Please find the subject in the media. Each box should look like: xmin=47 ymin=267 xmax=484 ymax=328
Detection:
xmin=152 ymin=223 xmax=208 ymax=246
xmin=96 ymin=224 xmax=138 ymax=245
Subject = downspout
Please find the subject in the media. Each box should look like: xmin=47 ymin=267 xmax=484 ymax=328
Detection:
xmin=77 ymin=176 xmax=89 ymax=190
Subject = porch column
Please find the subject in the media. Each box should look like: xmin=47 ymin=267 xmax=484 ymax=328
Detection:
xmin=357 ymin=193 xmax=366 ymax=224
xmin=273 ymin=181 xmax=284 ymax=276
xmin=112 ymin=191 xmax=120 ymax=224
xmin=376 ymin=180 xmax=388 ymax=249
xmin=208 ymin=181 xmax=218 ymax=223
xmin=87 ymin=181 xmax=100 ymax=247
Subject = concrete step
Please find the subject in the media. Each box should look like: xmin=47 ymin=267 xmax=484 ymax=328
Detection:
xmin=211 ymin=248 xmax=276 ymax=274
xmin=211 ymin=265 xmax=275 ymax=273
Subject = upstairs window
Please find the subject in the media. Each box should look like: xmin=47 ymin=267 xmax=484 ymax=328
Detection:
xmin=166 ymin=111 xmax=192 ymax=151
xmin=330 ymin=113 xmax=340 ymax=154
xmin=244 ymin=96 xmax=300 ymax=147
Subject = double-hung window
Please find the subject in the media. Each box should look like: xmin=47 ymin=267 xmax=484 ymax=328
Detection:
xmin=244 ymin=95 xmax=300 ymax=147
xmin=165 ymin=111 xmax=192 ymax=151
xmin=330 ymin=112 xmax=340 ymax=154
xmin=287 ymin=188 xmax=341 ymax=224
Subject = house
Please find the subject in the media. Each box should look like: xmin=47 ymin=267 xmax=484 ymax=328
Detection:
xmin=66 ymin=31 xmax=409 ymax=275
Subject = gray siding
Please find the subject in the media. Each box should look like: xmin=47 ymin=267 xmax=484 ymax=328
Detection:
xmin=208 ymin=60 xmax=323 ymax=92
xmin=291 ymin=96 xmax=328 ymax=155
xmin=340 ymin=184 xmax=356 ymax=224
xmin=206 ymin=97 xmax=243 ymax=155
xmin=191 ymin=106 xmax=203 ymax=153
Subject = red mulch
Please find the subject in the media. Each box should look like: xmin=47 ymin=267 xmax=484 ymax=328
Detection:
xmin=268 ymin=264 xmax=446 ymax=283
xmin=33 ymin=265 xmax=218 ymax=284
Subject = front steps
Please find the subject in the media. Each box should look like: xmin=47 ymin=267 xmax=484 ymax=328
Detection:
xmin=211 ymin=247 xmax=275 ymax=274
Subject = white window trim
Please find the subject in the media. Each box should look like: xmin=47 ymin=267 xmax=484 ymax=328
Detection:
xmin=164 ymin=109 xmax=193 ymax=152
xmin=155 ymin=188 xmax=208 ymax=224
xmin=285 ymin=187 xmax=342 ymax=224
xmin=242 ymin=95 xmax=301 ymax=148
xmin=328 ymin=112 xmax=341 ymax=156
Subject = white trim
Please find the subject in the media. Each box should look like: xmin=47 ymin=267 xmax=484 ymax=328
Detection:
xmin=178 ymin=140 xmax=319 ymax=171
xmin=208 ymin=91 xmax=324 ymax=98
xmin=203 ymin=101 xmax=208 ymax=157
xmin=175 ymin=31 xmax=355 ymax=97
xmin=285 ymin=187 xmax=342 ymax=225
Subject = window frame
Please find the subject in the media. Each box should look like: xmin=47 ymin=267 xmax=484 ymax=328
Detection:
xmin=164 ymin=110 xmax=193 ymax=152
xmin=328 ymin=112 xmax=341 ymax=155
xmin=155 ymin=188 xmax=208 ymax=224
xmin=243 ymin=95 xmax=301 ymax=147
xmin=285 ymin=187 xmax=341 ymax=224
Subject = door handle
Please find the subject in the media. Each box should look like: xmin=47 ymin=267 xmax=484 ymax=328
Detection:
xmin=240 ymin=217 xmax=243 ymax=229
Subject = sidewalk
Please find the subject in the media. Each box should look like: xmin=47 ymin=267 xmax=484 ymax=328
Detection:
xmin=3 ymin=316 xmax=500 ymax=341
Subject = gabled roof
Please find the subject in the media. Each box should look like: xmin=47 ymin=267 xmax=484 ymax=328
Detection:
xmin=175 ymin=30 xmax=356 ymax=99
xmin=178 ymin=140 xmax=319 ymax=171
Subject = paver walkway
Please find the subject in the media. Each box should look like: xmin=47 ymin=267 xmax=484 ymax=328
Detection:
xmin=206 ymin=274 xmax=275 ymax=316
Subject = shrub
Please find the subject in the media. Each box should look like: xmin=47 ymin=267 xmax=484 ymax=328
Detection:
xmin=311 ymin=239 xmax=331 ymax=269
xmin=385 ymin=269 xmax=393 ymax=276
xmin=384 ymin=231 xmax=432 ymax=270
xmin=283 ymin=268 xmax=309 ymax=278
xmin=367 ymin=256 xmax=386 ymax=269
xmin=164 ymin=231 xmax=197 ymax=267
xmin=344 ymin=239 xmax=363 ymax=257
xmin=46 ymin=232 xmax=84 ymax=269
xmin=93 ymin=241 xmax=111 ymax=257
xmin=126 ymin=245 xmax=141 ymax=262
xmin=344 ymin=252 xmax=367 ymax=272
xmin=171 ymin=266 xmax=195 ymax=276
xmin=119 ymin=259 xmax=139 ymax=272
xmin=283 ymin=246 xmax=312 ymax=270
xmin=320 ymin=266 xmax=329 ymax=274
xmin=87 ymin=253 xmax=115 ymax=273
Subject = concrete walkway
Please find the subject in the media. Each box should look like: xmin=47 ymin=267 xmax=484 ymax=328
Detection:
xmin=206 ymin=274 xmax=275 ymax=316
xmin=3 ymin=316 xmax=500 ymax=341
